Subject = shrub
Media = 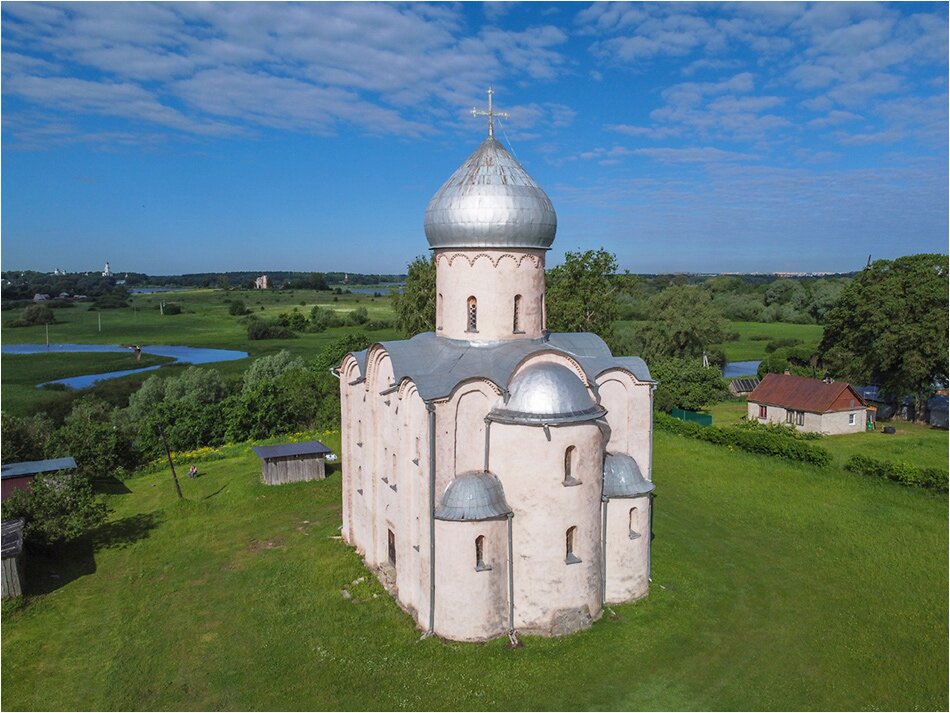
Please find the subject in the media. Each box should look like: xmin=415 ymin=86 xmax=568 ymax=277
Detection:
xmin=52 ymin=397 xmax=139 ymax=477
xmin=162 ymin=302 xmax=182 ymax=315
xmin=90 ymin=294 xmax=128 ymax=310
xmin=733 ymin=418 xmax=824 ymax=441
xmin=845 ymin=455 xmax=947 ymax=492
xmin=1 ymin=412 xmax=57 ymax=462
xmin=346 ymin=306 xmax=369 ymax=326
xmin=242 ymin=351 xmax=304 ymax=393
xmin=655 ymin=412 xmax=832 ymax=466
xmin=765 ymin=338 xmax=803 ymax=353
xmin=247 ymin=319 xmax=296 ymax=340
xmin=227 ymin=300 xmax=249 ymax=316
xmin=366 ymin=319 xmax=392 ymax=331
xmin=11 ymin=303 xmax=55 ymax=327
xmin=2 ymin=472 xmax=110 ymax=548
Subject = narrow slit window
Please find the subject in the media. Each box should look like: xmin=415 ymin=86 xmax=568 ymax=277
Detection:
xmin=563 ymin=446 xmax=579 ymax=486
xmin=629 ymin=507 xmax=640 ymax=540
xmin=437 ymin=293 xmax=443 ymax=331
xmin=565 ymin=526 xmax=581 ymax=564
xmin=467 ymin=296 xmax=477 ymax=332
xmin=475 ymin=535 xmax=491 ymax=571
xmin=513 ymin=294 xmax=522 ymax=332
xmin=387 ymin=529 xmax=396 ymax=567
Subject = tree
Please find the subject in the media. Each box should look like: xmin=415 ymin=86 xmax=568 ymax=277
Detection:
xmin=640 ymin=285 xmax=725 ymax=361
xmin=2 ymin=472 xmax=110 ymax=548
xmin=820 ymin=254 xmax=948 ymax=418
xmin=52 ymin=397 xmax=138 ymax=477
xmin=242 ymin=351 xmax=305 ymax=392
xmin=650 ymin=357 xmax=729 ymax=412
xmin=391 ymin=255 xmax=435 ymax=337
xmin=12 ymin=303 xmax=55 ymax=327
xmin=546 ymin=249 xmax=618 ymax=341
xmin=1 ymin=412 xmax=56 ymax=462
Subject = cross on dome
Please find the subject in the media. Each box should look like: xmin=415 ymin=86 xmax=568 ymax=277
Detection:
xmin=471 ymin=86 xmax=509 ymax=138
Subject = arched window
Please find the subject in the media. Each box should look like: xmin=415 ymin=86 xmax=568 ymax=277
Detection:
xmin=565 ymin=526 xmax=581 ymax=564
xmin=513 ymin=294 xmax=522 ymax=332
xmin=540 ymin=294 xmax=546 ymax=331
xmin=467 ymin=296 xmax=477 ymax=332
xmin=475 ymin=535 xmax=491 ymax=571
xmin=629 ymin=507 xmax=640 ymax=540
xmin=563 ymin=446 xmax=579 ymax=486
xmin=437 ymin=293 xmax=443 ymax=331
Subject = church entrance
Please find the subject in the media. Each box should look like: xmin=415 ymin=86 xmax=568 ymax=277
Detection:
xmin=387 ymin=529 xmax=396 ymax=567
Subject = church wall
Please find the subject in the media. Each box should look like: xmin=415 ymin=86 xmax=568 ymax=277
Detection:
xmin=395 ymin=386 xmax=430 ymax=622
xmin=489 ymin=420 xmax=604 ymax=635
xmin=434 ymin=518 xmax=508 ymax=641
xmin=597 ymin=371 xmax=654 ymax=480
xmin=604 ymin=495 xmax=651 ymax=603
xmin=453 ymin=388 xmax=491 ymax=473
xmin=435 ymin=248 xmax=546 ymax=341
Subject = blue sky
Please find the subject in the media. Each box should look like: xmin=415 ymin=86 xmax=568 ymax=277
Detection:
xmin=2 ymin=1 xmax=947 ymax=275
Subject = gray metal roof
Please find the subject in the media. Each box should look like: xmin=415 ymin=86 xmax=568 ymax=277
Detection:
xmin=2 ymin=518 xmax=25 ymax=559
xmin=1 ymin=457 xmax=77 ymax=479
xmin=251 ymin=441 xmax=332 ymax=460
xmin=490 ymin=361 xmax=604 ymax=425
xmin=424 ymin=137 xmax=557 ymax=250
xmin=435 ymin=471 xmax=512 ymax=521
xmin=347 ymin=332 xmax=651 ymax=404
xmin=603 ymin=452 xmax=655 ymax=498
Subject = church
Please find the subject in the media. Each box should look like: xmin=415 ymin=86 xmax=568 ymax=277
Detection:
xmin=338 ymin=93 xmax=655 ymax=642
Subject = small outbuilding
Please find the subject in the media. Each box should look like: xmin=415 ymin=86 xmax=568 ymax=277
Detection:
xmin=2 ymin=518 xmax=25 ymax=599
xmin=729 ymin=377 xmax=760 ymax=397
xmin=748 ymin=373 xmax=867 ymax=435
xmin=1 ymin=457 xmax=77 ymax=502
xmin=927 ymin=394 xmax=948 ymax=429
xmin=251 ymin=441 xmax=333 ymax=486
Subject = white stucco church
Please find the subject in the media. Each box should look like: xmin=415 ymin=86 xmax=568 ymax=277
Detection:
xmin=339 ymin=92 xmax=655 ymax=642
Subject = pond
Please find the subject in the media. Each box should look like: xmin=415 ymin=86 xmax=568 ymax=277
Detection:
xmin=722 ymin=360 xmax=762 ymax=379
xmin=2 ymin=344 xmax=249 ymax=389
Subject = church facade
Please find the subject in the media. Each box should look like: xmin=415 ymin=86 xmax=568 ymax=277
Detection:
xmin=339 ymin=110 xmax=655 ymax=642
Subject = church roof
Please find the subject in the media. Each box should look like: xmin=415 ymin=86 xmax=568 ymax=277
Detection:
xmin=435 ymin=471 xmax=512 ymax=521
xmin=490 ymin=362 xmax=604 ymax=425
xmin=348 ymin=332 xmax=652 ymax=403
xmin=424 ymin=136 xmax=557 ymax=250
xmin=603 ymin=453 xmax=654 ymax=499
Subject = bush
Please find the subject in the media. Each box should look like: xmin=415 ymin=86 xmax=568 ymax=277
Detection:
xmin=765 ymin=338 xmax=803 ymax=353
xmin=655 ymin=412 xmax=832 ymax=466
xmin=90 ymin=294 xmax=128 ymax=310
xmin=52 ymin=397 xmax=139 ymax=477
xmin=845 ymin=455 xmax=947 ymax=492
xmin=277 ymin=310 xmax=308 ymax=332
xmin=247 ymin=319 xmax=296 ymax=340
xmin=1 ymin=412 xmax=57 ymax=462
xmin=242 ymin=351 xmax=304 ymax=393
xmin=162 ymin=302 xmax=182 ymax=315
xmin=10 ymin=303 xmax=55 ymax=327
xmin=365 ymin=319 xmax=392 ymax=331
xmin=733 ymin=418 xmax=824 ymax=441
xmin=346 ymin=306 xmax=369 ymax=326
xmin=227 ymin=300 xmax=249 ymax=316
xmin=2 ymin=472 xmax=110 ymax=548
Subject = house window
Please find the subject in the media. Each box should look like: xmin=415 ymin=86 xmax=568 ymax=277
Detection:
xmin=849 ymin=413 xmax=856 ymax=426
xmin=475 ymin=535 xmax=491 ymax=571
xmin=437 ymin=293 xmax=443 ymax=331
xmin=758 ymin=405 xmax=767 ymax=419
xmin=513 ymin=294 xmax=522 ymax=332
xmin=629 ymin=507 xmax=640 ymax=540
xmin=796 ymin=411 xmax=805 ymax=426
xmin=466 ymin=296 xmax=477 ymax=332
xmin=563 ymin=446 xmax=580 ymax=486
xmin=565 ymin=526 xmax=581 ymax=564
xmin=786 ymin=410 xmax=794 ymax=424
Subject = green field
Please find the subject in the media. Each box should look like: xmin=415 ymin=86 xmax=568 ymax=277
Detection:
xmin=1 ymin=426 xmax=946 ymax=711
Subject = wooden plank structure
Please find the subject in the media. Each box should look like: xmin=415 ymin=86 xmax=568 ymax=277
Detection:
xmin=2 ymin=518 xmax=25 ymax=599
xmin=251 ymin=441 xmax=332 ymax=486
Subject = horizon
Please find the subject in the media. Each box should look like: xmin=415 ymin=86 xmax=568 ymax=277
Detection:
xmin=2 ymin=2 xmax=947 ymax=275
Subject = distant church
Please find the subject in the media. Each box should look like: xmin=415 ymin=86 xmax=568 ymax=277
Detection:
xmin=338 ymin=92 xmax=655 ymax=642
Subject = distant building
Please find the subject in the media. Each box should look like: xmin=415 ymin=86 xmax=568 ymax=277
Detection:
xmin=1 ymin=457 xmax=77 ymax=501
xmin=729 ymin=377 xmax=760 ymax=397
xmin=32 ymin=294 xmax=50 ymax=301
xmin=748 ymin=373 xmax=867 ymax=435
xmin=52 ymin=267 xmax=65 ymax=276
xmin=255 ymin=275 xmax=269 ymax=290
xmin=102 ymin=261 xmax=112 ymax=277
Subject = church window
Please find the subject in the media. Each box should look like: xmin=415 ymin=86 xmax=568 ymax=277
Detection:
xmin=467 ymin=296 xmax=478 ymax=332
xmin=437 ymin=293 xmax=443 ymax=331
xmin=563 ymin=446 xmax=580 ymax=486
xmin=513 ymin=294 xmax=522 ymax=332
xmin=475 ymin=535 xmax=491 ymax=571
xmin=387 ymin=529 xmax=396 ymax=566
xmin=629 ymin=507 xmax=641 ymax=540
xmin=565 ymin=526 xmax=581 ymax=564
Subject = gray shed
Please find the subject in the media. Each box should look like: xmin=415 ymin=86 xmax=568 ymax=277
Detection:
xmin=251 ymin=441 xmax=332 ymax=485
xmin=2 ymin=518 xmax=25 ymax=599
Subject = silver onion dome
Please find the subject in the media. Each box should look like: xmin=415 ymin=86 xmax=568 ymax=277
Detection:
xmin=491 ymin=362 xmax=605 ymax=425
xmin=603 ymin=453 xmax=655 ymax=498
xmin=435 ymin=471 xmax=513 ymax=521
xmin=424 ymin=137 xmax=557 ymax=250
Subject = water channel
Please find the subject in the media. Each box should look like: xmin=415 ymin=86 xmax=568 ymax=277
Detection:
xmin=2 ymin=344 xmax=249 ymax=389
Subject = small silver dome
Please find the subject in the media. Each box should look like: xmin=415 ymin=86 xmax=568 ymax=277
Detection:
xmin=424 ymin=137 xmax=557 ymax=250
xmin=491 ymin=362 xmax=604 ymax=425
xmin=603 ymin=453 xmax=654 ymax=498
xmin=435 ymin=471 xmax=512 ymax=522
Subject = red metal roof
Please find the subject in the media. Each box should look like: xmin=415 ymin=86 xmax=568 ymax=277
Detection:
xmin=747 ymin=373 xmax=866 ymax=413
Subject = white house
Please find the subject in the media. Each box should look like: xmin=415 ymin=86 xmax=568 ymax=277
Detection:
xmin=747 ymin=372 xmax=868 ymax=435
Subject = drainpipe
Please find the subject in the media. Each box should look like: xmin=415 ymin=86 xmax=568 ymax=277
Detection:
xmin=648 ymin=383 xmax=657 ymax=583
xmin=426 ymin=402 xmax=437 ymax=636
xmin=601 ymin=495 xmax=609 ymax=607
xmin=507 ymin=512 xmax=518 ymax=645
xmin=329 ymin=367 xmax=341 ymax=380
xmin=483 ymin=416 xmax=492 ymax=472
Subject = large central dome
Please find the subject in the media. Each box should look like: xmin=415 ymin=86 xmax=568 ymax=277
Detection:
xmin=424 ymin=136 xmax=557 ymax=250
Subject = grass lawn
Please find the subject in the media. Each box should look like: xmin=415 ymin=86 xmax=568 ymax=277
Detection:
xmin=2 ymin=430 xmax=946 ymax=710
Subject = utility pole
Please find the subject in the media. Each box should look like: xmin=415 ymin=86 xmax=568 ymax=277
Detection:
xmin=98 ymin=311 xmax=101 ymax=332
xmin=45 ymin=321 xmax=49 ymax=348
xmin=156 ymin=422 xmax=184 ymax=500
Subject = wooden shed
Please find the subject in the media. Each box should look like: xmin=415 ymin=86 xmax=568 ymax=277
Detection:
xmin=2 ymin=518 xmax=25 ymax=599
xmin=251 ymin=441 xmax=333 ymax=486
xmin=2 ymin=457 xmax=77 ymax=502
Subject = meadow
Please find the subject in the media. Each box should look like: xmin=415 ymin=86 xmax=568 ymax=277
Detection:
xmin=1 ymin=427 xmax=946 ymax=711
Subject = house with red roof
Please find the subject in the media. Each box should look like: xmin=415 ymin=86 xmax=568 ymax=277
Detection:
xmin=747 ymin=373 xmax=868 ymax=435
